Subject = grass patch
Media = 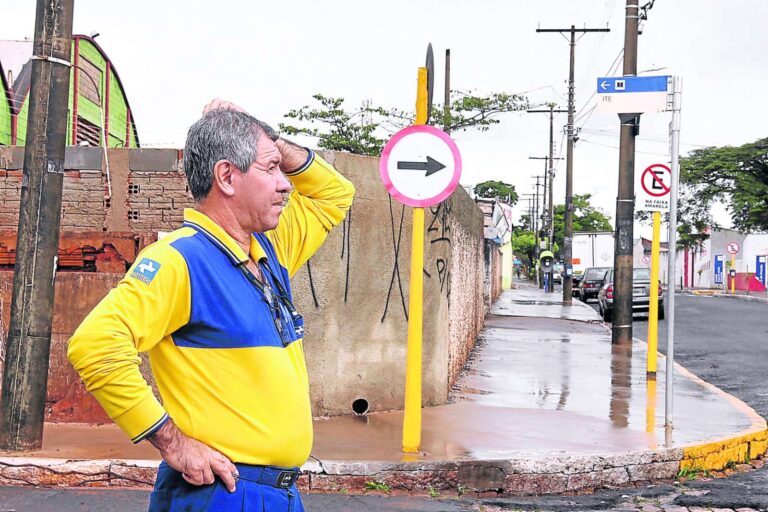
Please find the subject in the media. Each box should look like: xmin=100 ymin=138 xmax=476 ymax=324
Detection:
xmin=677 ymin=465 xmax=711 ymax=481
xmin=365 ymin=481 xmax=391 ymax=492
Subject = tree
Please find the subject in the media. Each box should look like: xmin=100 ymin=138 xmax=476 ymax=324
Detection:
xmin=279 ymin=95 xmax=385 ymax=156
xmin=473 ymin=180 xmax=518 ymax=204
xmin=679 ymin=137 xmax=768 ymax=233
xmin=552 ymin=194 xmax=613 ymax=259
xmin=280 ymin=91 xmax=530 ymax=156
xmin=512 ymin=229 xmax=536 ymax=267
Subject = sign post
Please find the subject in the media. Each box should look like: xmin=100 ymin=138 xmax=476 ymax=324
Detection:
xmin=637 ymin=163 xmax=671 ymax=377
xmin=665 ymin=76 xmax=682 ymax=433
xmin=727 ymin=242 xmax=740 ymax=294
xmin=380 ymin=59 xmax=462 ymax=454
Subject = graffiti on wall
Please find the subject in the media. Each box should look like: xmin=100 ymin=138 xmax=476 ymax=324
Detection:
xmin=426 ymin=201 xmax=452 ymax=299
xmin=382 ymin=197 xmax=408 ymax=322
xmin=305 ymin=206 xmax=354 ymax=309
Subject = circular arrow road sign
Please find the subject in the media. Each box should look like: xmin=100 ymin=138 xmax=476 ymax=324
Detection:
xmin=727 ymin=242 xmax=740 ymax=254
xmin=641 ymin=163 xmax=672 ymax=198
xmin=380 ymin=125 xmax=462 ymax=207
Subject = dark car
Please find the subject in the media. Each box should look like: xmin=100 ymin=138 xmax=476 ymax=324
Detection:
xmin=597 ymin=267 xmax=665 ymax=322
xmin=578 ymin=267 xmax=612 ymax=302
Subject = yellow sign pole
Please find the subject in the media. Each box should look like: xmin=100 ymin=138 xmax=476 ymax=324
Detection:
xmin=645 ymin=377 xmax=657 ymax=449
xmin=731 ymin=254 xmax=736 ymax=294
xmin=402 ymin=67 xmax=428 ymax=453
xmin=647 ymin=211 xmax=661 ymax=375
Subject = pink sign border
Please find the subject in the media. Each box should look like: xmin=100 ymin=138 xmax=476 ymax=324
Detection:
xmin=379 ymin=125 xmax=463 ymax=208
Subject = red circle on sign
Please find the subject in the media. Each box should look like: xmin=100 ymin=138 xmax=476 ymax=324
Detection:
xmin=641 ymin=164 xmax=672 ymax=197
xmin=727 ymin=242 xmax=740 ymax=254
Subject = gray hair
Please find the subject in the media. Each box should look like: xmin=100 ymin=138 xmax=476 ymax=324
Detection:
xmin=183 ymin=109 xmax=279 ymax=202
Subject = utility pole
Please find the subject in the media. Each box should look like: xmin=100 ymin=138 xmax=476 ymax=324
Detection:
xmin=0 ymin=0 xmax=75 ymax=451
xmin=523 ymin=192 xmax=540 ymax=286
xmin=537 ymin=24 xmax=610 ymax=305
xmin=528 ymin=104 xmax=567 ymax=292
xmin=612 ymin=0 xmax=640 ymax=345
xmin=443 ymin=49 xmax=451 ymax=133
xmin=532 ymin=176 xmax=544 ymax=288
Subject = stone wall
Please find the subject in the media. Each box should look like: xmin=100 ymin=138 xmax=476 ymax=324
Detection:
xmin=0 ymin=146 xmax=495 ymax=421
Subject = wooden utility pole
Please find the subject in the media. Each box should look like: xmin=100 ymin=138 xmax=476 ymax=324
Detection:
xmin=537 ymin=25 xmax=609 ymax=305
xmin=528 ymin=103 xmax=566 ymax=292
xmin=612 ymin=0 xmax=640 ymax=344
xmin=0 ymin=0 xmax=75 ymax=451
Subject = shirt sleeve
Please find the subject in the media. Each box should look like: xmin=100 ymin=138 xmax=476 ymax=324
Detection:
xmin=67 ymin=241 xmax=191 ymax=443
xmin=268 ymin=151 xmax=355 ymax=276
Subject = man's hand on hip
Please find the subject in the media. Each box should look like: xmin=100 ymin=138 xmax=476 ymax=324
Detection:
xmin=148 ymin=420 xmax=238 ymax=492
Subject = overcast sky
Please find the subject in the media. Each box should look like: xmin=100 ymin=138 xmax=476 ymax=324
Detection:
xmin=6 ymin=1 xmax=768 ymax=238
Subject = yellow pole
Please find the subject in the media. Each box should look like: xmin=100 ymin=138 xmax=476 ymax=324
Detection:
xmin=645 ymin=377 xmax=657 ymax=449
xmin=647 ymin=211 xmax=661 ymax=375
xmin=402 ymin=67 xmax=428 ymax=453
xmin=731 ymin=254 xmax=736 ymax=294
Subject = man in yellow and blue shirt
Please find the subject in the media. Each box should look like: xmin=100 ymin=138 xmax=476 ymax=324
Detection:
xmin=68 ymin=99 xmax=355 ymax=511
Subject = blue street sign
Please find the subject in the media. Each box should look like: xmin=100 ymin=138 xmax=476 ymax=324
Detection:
xmin=597 ymin=76 xmax=669 ymax=94
xmin=757 ymin=255 xmax=766 ymax=286
xmin=714 ymin=255 xmax=724 ymax=285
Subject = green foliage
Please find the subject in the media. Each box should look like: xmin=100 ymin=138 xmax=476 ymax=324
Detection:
xmin=429 ymin=90 xmax=529 ymax=132
xmin=512 ymin=229 xmax=536 ymax=266
xmin=677 ymin=464 xmax=711 ymax=481
xmin=280 ymin=91 xmax=530 ymax=156
xmin=474 ymin=180 xmax=518 ymax=203
xmin=365 ymin=481 xmax=391 ymax=492
xmin=280 ymin=95 xmax=385 ymax=156
xmin=428 ymin=486 xmax=439 ymax=498
xmin=680 ymin=137 xmax=768 ymax=233
xmin=552 ymin=194 xmax=613 ymax=258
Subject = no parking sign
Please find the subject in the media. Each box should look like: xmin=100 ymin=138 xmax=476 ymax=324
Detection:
xmin=638 ymin=164 xmax=672 ymax=212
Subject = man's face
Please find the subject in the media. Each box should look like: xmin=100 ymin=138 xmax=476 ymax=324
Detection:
xmin=235 ymin=134 xmax=291 ymax=233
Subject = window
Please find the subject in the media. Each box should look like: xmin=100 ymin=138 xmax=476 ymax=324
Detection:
xmin=75 ymin=116 xmax=101 ymax=146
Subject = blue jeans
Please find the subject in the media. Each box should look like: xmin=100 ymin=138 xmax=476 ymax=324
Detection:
xmin=148 ymin=461 xmax=305 ymax=512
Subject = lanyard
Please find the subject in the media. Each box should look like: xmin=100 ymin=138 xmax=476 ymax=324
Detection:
xmin=236 ymin=260 xmax=304 ymax=345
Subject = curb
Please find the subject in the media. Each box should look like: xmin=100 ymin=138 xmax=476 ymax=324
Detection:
xmin=711 ymin=292 xmax=768 ymax=304
xmin=0 ymin=450 xmax=686 ymax=496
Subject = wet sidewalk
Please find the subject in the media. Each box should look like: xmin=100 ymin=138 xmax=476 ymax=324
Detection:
xmin=1 ymin=283 xmax=765 ymax=496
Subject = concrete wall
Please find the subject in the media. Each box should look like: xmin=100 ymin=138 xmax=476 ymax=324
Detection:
xmin=0 ymin=146 xmax=493 ymax=421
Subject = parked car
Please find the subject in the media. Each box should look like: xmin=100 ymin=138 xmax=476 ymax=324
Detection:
xmin=552 ymin=270 xmax=562 ymax=284
xmin=578 ymin=267 xmax=612 ymax=302
xmin=571 ymin=272 xmax=583 ymax=296
xmin=597 ymin=268 xmax=665 ymax=322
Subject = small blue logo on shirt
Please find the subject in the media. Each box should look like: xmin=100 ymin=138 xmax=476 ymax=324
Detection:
xmin=131 ymin=258 xmax=161 ymax=285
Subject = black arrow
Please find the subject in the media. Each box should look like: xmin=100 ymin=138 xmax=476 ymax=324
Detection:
xmin=397 ymin=156 xmax=446 ymax=177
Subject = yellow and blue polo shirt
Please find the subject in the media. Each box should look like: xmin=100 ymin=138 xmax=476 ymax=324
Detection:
xmin=68 ymin=152 xmax=354 ymax=468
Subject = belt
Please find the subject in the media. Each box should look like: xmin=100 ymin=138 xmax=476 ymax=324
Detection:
xmin=234 ymin=464 xmax=300 ymax=489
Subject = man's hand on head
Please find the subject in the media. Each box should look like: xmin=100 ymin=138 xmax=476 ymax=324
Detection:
xmin=203 ymin=98 xmax=246 ymax=115
xmin=276 ymin=138 xmax=310 ymax=173
xmin=148 ymin=420 xmax=239 ymax=493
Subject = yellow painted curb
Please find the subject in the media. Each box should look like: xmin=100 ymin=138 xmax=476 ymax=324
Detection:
xmin=691 ymin=290 xmax=716 ymax=296
xmin=675 ymin=362 xmax=768 ymax=471
xmin=636 ymin=337 xmax=767 ymax=472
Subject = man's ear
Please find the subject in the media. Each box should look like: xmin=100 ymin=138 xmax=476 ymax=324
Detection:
xmin=212 ymin=159 xmax=236 ymax=197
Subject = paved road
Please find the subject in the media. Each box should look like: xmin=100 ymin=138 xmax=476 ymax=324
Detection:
xmin=1 ymin=293 xmax=766 ymax=511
